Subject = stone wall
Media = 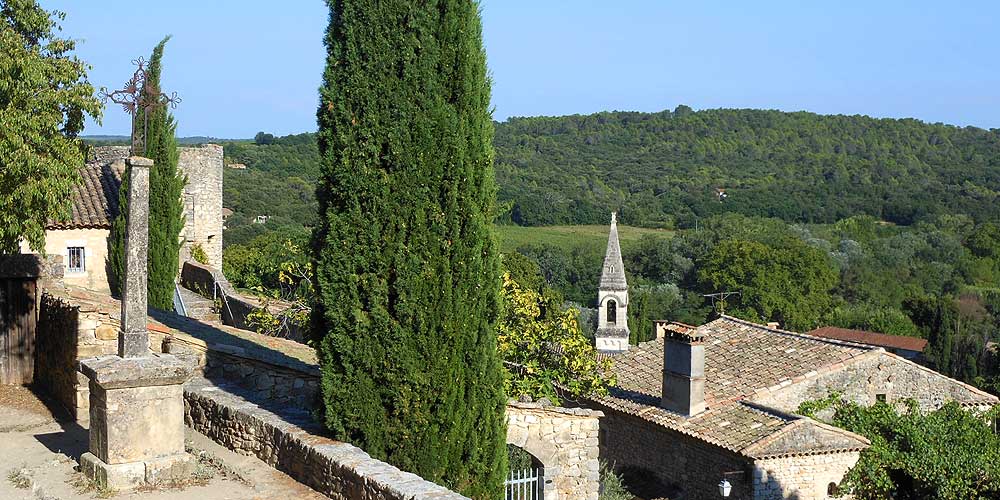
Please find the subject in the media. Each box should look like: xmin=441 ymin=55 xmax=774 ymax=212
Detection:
xmin=34 ymin=290 xmax=124 ymax=420
xmin=752 ymin=452 xmax=860 ymax=500
xmin=34 ymin=293 xmax=81 ymax=416
xmin=581 ymin=401 xmax=753 ymax=500
xmin=757 ymin=351 xmax=998 ymax=413
xmin=164 ymin=333 xmax=320 ymax=410
xmin=185 ymin=378 xmax=469 ymax=500
xmin=506 ymin=402 xmax=602 ymax=500
xmin=178 ymin=145 xmax=224 ymax=270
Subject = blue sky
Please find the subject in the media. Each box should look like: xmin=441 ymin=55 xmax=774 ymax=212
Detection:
xmin=44 ymin=0 xmax=1000 ymax=138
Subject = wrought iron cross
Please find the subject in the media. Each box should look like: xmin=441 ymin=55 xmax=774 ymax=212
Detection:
xmin=100 ymin=57 xmax=180 ymax=156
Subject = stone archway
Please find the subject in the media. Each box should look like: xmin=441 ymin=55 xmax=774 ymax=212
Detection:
xmin=506 ymin=401 xmax=603 ymax=500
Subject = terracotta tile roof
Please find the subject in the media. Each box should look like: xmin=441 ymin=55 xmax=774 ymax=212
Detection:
xmin=48 ymin=162 xmax=123 ymax=229
xmin=808 ymin=326 xmax=928 ymax=353
xmin=614 ymin=316 xmax=872 ymax=407
xmin=593 ymin=316 xmax=878 ymax=457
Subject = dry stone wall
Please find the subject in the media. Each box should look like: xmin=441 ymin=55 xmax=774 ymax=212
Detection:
xmin=506 ymin=402 xmax=602 ymax=500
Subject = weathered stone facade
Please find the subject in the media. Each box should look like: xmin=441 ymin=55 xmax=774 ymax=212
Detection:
xmin=753 ymin=452 xmax=860 ymax=500
xmin=586 ymin=404 xmax=754 ymax=500
xmin=19 ymin=228 xmax=111 ymax=292
xmin=506 ymin=401 xmax=602 ymax=500
xmin=178 ymin=145 xmax=224 ymax=270
xmin=755 ymin=350 xmax=998 ymax=413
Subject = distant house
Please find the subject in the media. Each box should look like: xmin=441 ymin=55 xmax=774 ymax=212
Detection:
xmin=575 ymin=317 xmax=995 ymax=500
xmin=253 ymin=215 xmax=270 ymax=225
xmin=19 ymin=145 xmax=224 ymax=293
xmin=227 ymin=163 xmax=247 ymax=170
xmin=808 ymin=326 xmax=928 ymax=361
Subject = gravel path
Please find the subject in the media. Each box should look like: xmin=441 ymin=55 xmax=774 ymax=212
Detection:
xmin=0 ymin=386 xmax=326 ymax=500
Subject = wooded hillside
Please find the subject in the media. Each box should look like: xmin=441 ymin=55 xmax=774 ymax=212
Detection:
xmin=495 ymin=106 xmax=1000 ymax=227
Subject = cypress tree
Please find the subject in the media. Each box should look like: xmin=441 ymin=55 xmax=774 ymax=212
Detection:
xmin=311 ymin=1 xmax=506 ymax=498
xmin=109 ymin=36 xmax=185 ymax=309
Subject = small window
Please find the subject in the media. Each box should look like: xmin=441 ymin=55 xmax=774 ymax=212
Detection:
xmin=68 ymin=247 xmax=85 ymax=273
xmin=876 ymin=393 xmax=887 ymax=403
xmin=607 ymin=300 xmax=617 ymax=324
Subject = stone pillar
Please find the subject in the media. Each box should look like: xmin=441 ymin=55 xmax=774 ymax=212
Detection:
xmin=119 ymin=156 xmax=151 ymax=358
xmin=79 ymin=156 xmax=196 ymax=490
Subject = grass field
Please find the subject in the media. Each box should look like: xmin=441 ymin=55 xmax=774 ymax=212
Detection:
xmin=496 ymin=224 xmax=673 ymax=253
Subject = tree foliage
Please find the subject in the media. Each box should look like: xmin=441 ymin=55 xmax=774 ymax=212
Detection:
xmin=696 ymin=239 xmax=838 ymax=331
xmin=108 ymin=36 xmax=185 ymax=310
xmin=799 ymin=397 xmax=1000 ymax=499
xmin=497 ymin=274 xmax=614 ymax=402
xmin=310 ymin=1 xmax=506 ymax=497
xmin=0 ymin=0 xmax=102 ymax=252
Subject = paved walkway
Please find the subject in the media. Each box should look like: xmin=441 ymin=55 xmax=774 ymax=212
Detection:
xmin=0 ymin=386 xmax=326 ymax=500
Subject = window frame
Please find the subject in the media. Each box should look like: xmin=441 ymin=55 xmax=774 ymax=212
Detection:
xmin=67 ymin=246 xmax=86 ymax=274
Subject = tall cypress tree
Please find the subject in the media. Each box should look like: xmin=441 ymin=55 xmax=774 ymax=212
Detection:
xmin=311 ymin=1 xmax=506 ymax=498
xmin=109 ymin=36 xmax=185 ymax=309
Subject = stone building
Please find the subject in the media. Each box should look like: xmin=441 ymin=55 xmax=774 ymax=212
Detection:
xmin=595 ymin=213 xmax=629 ymax=353
xmin=579 ymin=316 xmax=997 ymax=500
xmin=19 ymin=145 xmax=224 ymax=293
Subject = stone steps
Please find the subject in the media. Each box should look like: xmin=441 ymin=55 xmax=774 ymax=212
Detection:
xmin=176 ymin=286 xmax=218 ymax=322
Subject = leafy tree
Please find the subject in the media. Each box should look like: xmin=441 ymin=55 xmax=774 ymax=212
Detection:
xmin=310 ymin=1 xmax=506 ymax=497
xmin=799 ymin=397 xmax=1000 ymax=499
xmin=696 ymin=239 xmax=837 ymax=330
xmin=0 ymin=0 xmax=102 ymax=252
xmin=108 ymin=36 xmax=185 ymax=310
xmin=823 ymin=304 xmax=920 ymax=337
xmin=497 ymin=274 xmax=614 ymax=401
xmin=253 ymin=131 xmax=274 ymax=145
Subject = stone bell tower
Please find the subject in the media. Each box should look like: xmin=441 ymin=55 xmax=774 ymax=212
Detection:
xmin=596 ymin=212 xmax=629 ymax=353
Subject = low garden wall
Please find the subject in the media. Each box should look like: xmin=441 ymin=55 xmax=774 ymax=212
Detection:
xmin=185 ymin=378 xmax=469 ymax=500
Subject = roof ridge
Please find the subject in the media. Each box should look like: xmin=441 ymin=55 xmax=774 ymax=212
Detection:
xmin=716 ymin=315 xmax=877 ymax=351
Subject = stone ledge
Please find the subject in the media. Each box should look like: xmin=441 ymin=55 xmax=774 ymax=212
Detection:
xmin=184 ymin=378 xmax=470 ymax=500
xmin=507 ymin=400 xmax=605 ymax=418
xmin=80 ymin=354 xmax=197 ymax=389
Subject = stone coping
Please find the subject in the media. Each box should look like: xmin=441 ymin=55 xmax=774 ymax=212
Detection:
xmin=79 ymin=353 xmax=197 ymax=389
xmin=507 ymin=400 xmax=604 ymax=418
xmin=185 ymin=377 xmax=470 ymax=500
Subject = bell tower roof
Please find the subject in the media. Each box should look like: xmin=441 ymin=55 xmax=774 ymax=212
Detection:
xmin=600 ymin=212 xmax=628 ymax=291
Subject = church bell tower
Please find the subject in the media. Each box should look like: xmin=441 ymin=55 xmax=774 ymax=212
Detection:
xmin=596 ymin=212 xmax=629 ymax=353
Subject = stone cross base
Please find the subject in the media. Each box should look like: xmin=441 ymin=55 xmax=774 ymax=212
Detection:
xmin=78 ymin=354 xmax=196 ymax=490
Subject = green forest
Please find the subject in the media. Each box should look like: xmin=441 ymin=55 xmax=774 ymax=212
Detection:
xmin=216 ymin=107 xmax=1000 ymax=394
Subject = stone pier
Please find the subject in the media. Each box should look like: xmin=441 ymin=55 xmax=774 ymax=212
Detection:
xmin=79 ymin=156 xmax=196 ymax=490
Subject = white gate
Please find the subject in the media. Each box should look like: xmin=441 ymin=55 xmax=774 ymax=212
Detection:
xmin=505 ymin=468 xmax=542 ymax=500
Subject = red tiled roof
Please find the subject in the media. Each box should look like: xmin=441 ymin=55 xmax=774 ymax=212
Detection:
xmin=808 ymin=326 xmax=928 ymax=353
xmin=48 ymin=162 xmax=123 ymax=230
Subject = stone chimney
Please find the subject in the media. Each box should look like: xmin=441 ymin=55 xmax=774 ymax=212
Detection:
xmin=661 ymin=330 xmax=706 ymax=416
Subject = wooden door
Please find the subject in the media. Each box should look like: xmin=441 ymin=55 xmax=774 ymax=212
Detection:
xmin=0 ymin=278 xmax=36 ymax=385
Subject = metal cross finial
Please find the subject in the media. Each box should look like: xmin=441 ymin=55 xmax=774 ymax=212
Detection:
xmin=99 ymin=57 xmax=180 ymax=156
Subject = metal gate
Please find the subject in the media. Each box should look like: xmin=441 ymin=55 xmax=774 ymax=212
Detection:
xmin=0 ymin=278 xmax=37 ymax=385
xmin=505 ymin=468 xmax=542 ymax=500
